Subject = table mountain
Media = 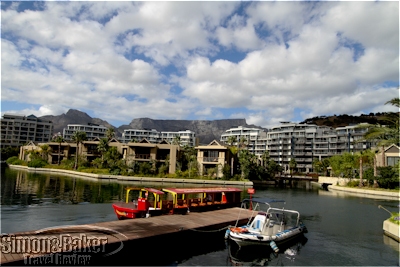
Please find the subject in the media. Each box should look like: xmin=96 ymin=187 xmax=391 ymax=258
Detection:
xmin=39 ymin=109 xmax=260 ymax=144
xmin=39 ymin=109 xmax=117 ymax=136
xmin=118 ymin=118 xmax=261 ymax=144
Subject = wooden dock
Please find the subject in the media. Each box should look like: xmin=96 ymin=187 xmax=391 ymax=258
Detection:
xmin=1 ymin=207 xmax=255 ymax=265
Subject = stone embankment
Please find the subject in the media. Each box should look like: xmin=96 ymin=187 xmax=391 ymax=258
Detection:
xmin=383 ymin=219 xmax=400 ymax=242
xmin=7 ymin=165 xmax=253 ymax=186
xmin=315 ymin=176 xmax=399 ymax=200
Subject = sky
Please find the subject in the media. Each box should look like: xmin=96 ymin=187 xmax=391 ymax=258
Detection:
xmin=1 ymin=1 xmax=399 ymax=129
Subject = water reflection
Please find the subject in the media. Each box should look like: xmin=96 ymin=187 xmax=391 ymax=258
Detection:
xmin=227 ymin=235 xmax=308 ymax=266
xmin=0 ymin=168 xmax=122 ymax=205
xmin=1 ymin=168 xmax=251 ymax=207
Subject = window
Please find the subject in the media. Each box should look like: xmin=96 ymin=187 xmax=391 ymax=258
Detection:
xmin=387 ymin=157 xmax=400 ymax=166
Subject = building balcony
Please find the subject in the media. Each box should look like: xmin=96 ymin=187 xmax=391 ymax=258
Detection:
xmin=51 ymin=151 xmax=65 ymax=156
xmin=135 ymin=154 xmax=151 ymax=159
xmin=203 ymin=157 xmax=219 ymax=162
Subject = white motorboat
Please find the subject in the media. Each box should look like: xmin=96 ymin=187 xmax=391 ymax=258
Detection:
xmin=225 ymin=198 xmax=308 ymax=251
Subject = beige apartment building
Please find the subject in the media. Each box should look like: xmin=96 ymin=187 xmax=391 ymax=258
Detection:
xmin=19 ymin=138 xmax=180 ymax=174
xmin=195 ymin=140 xmax=234 ymax=178
xmin=376 ymin=144 xmax=400 ymax=167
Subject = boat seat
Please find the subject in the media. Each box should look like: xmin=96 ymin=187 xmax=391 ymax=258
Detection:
xmin=249 ymin=215 xmax=266 ymax=232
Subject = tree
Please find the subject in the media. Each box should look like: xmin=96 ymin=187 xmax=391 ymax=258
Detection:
xmin=328 ymin=152 xmax=358 ymax=178
xmin=40 ymin=144 xmax=51 ymax=162
xmin=267 ymin=160 xmax=283 ymax=179
xmin=52 ymin=135 xmax=64 ymax=165
xmin=182 ymin=145 xmax=198 ymax=178
xmin=261 ymin=151 xmax=270 ymax=168
xmin=356 ymin=151 xmax=368 ymax=187
xmin=239 ymin=137 xmax=248 ymax=149
xmin=97 ymin=138 xmax=109 ymax=167
xmin=71 ymin=131 xmax=87 ymax=170
xmin=313 ymin=158 xmax=330 ymax=176
xmin=104 ymin=146 xmax=123 ymax=174
xmin=226 ymin=136 xmax=237 ymax=146
xmin=106 ymin=128 xmax=115 ymax=141
xmin=358 ymin=97 xmax=400 ymax=166
xmin=289 ymin=158 xmax=297 ymax=177
xmin=238 ymin=149 xmax=257 ymax=180
xmin=172 ymin=135 xmax=181 ymax=146
xmin=0 ymin=146 xmax=19 ymax=161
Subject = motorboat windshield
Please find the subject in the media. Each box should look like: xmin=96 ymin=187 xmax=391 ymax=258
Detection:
xmin=240 ymin=198 xmax=286 ymax=211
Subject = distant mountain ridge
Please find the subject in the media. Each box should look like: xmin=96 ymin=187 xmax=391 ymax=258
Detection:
xmin=40 ymin=109 xmax=117 ymax=136
xmin=39 ymin=109 xmax=263 ymax=144
xmin=300 ymin=113 xmax=388 ymax=128
xmin=39 ymin=109 xmax=387 ymax=144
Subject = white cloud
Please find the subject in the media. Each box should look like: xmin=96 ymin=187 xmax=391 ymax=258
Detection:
xmin=1 ymin=1 xmax=398 ymax=130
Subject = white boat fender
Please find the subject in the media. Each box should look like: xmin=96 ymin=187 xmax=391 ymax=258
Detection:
xmin=270 ymin=240 xmax=279 ymax=253
xmin=225 ymin=229 xmax=230 ymax=239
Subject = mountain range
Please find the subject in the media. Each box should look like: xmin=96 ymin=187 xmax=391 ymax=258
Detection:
xmin=39 ymin=109 xmax=264 ymax=144
xmin=39 ymin=109 xmax=387 ymax=145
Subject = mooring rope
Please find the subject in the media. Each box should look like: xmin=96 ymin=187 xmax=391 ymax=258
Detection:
xmin=185 ymin=225 xmax=232 ymax=232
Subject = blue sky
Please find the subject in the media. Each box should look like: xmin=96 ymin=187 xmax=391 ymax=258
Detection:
xmin=1 ymin=1 xmax=399 ymax=128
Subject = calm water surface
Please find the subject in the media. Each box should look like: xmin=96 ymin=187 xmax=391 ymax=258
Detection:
xmin=1 ymin=168 xmax=399 ymax=266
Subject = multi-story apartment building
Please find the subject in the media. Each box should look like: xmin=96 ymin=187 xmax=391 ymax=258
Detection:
xmin=1 ymin=114 xmax=53 ymax=148
xmin=122 ymin=129 xmax=197 ymax=147
xmin=335 ymin=124 xmax=373 ymax=154
xmin=266 ymin=123 xmax=338 ymax=173
xmin=220 ymin=126 xmax=267 ymax=156
xmin=160 ymin=130 xmax=197 ymax=147
xmin=221 ymin=123 xmax=374 ymax=173
xmin=63 ymin=123 xmax=108 ymax=140
xmin=121 ymin=129 xmax=160 ymax=143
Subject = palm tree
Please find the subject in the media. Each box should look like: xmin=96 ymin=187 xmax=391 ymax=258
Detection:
xmin=106 ymin=127 xmax=115 ymax=141
xmin=40 ymin=144 xmax=51 ymax=162
xmin=261 ymin=150 xmax=270 ymax=168
xmin=172 ymin=135 xmax=181 ymax=146
xmin=358 ymin=97 xmax=400 ymax=166
xmin=71 ymin=131 xmax=87 ymax=170
xmin=52 ymin=135 xmax=64 ymax=165
xmin=239 ymin=137 xmax=248 ymax=149
xmin=97 ymin=138 xmax=109 ymax=166
xmin=289 ymin=158 xmax=297 ymax=177
xmin=356 ymin=149 xmax=374 ymax=187
xmin=226 ymin=136 xmax=237 ymax=146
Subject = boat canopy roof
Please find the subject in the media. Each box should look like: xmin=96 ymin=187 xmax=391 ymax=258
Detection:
xmin=144 ymin=188 xmax=165 ymax=194
xmin=162 ymin=187 xmax=242 ymax=194
xmin=125 ymin=187 xmax=165 ymax=195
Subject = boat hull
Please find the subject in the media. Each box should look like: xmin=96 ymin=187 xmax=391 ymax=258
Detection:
xmin=112 ymin=203 xmax=148 ymax=220
xmin=228 ymin=225 xmax=307 ymax=248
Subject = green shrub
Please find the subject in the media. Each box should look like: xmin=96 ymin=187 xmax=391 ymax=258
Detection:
xmin=6 ymin=156 xmax=24 ymax=165
xmin=60 ymin=158 xmax=75 ymax=169
xmin=27 ymin=158 xmax=48 ymax=168
xmin=109 ymin=166 xmax=121 ymax=175
xmin=389 ymin=212 xmax=400 ymax=225
xmin=346 ymin=180 xmax=359 ymax=187
xmin=158 ymin=164 xmax=169 ymax=175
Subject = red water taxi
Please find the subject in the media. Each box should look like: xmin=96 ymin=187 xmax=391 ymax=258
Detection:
xmin=112 ymin=187 xmax=244 ymax=220
xmin=112 ymin=187 xmax=165 ymax=219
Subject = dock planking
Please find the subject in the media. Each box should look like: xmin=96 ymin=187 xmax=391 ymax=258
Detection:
xmin=1 ymin=207 xmax=255 ymax=265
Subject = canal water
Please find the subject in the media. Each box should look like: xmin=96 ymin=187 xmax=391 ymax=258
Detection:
xmin=1 ymin=167 xmax=399 ymax=266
